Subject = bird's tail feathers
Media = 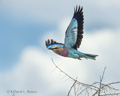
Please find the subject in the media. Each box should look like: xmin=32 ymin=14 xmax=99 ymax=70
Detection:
xmin=83 ymin=53 xmax=98 ymax=60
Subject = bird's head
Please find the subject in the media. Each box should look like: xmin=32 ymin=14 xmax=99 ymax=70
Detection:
xmin=45 ymin=39 xmax=64 ymax=52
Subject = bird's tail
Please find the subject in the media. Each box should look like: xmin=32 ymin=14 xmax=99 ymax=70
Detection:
xmin=83 ymin=53 xmax=98 ymax=60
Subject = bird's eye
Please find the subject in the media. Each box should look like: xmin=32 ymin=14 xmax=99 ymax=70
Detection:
xmin=54 ymin=47 xmax=58 ymax=49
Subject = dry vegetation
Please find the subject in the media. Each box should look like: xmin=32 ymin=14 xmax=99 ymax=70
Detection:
xmin=51 ymin=59 xmax=120 ymax=96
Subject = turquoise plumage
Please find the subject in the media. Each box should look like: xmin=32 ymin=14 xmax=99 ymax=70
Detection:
xmin=45 ymin=6 xmax=98 ymax=60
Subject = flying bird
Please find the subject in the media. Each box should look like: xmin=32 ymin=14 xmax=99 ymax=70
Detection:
xmin=45 ymin=6 xmax=98 ymax=60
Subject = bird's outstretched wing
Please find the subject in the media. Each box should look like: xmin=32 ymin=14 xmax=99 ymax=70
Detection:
xmin=46 ymin=39 xmax=64 ymax=48
xmin=64 ymin=6 xmax=84 ymax=49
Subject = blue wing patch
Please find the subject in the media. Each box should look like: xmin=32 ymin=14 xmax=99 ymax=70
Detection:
xmin=64 ymin=6 xmax=84 ymax=49
xmin=64 ymin=18 xmax=78 ymax=49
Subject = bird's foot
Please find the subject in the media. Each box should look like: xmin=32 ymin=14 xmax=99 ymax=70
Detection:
xmin=78 ymin=56 xmax=82 ymax=60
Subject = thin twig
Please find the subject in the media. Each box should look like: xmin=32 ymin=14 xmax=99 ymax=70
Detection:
xmin=67 ymin=80 xmax=77 ymax=96
xmin=92 ymin=81 xmax=120 ymax=96
xmin=78 ymin=82 xmax=98 ymax=96
xmin=98 ymin=67 xmax=106 ymax=96
xmin=74 ymin=83 xmax=77 ymax=96
xmin=100 ymin=93 xmax=120 ymax=96
xmin=51 ymin=58 xmax=75 ymax=81
xmin=51 ymin=58 xmax=98 ymax=90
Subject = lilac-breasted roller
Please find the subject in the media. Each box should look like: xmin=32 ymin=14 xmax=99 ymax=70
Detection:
xmin=45 ymin=6 xmax=98 ymax=60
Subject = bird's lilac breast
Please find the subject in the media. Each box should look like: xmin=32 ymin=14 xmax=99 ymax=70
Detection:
xmin=57 ymin=48 xmax=69 ymax=57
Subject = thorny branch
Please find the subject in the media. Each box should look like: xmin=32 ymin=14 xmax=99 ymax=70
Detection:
xmin=51 ymin=59 xmax=120 ymax=96
xmin=51 ymin=58 xmax=98 ymax=89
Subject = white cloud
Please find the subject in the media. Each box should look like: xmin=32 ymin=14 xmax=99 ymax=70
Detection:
xmin=1 ymin=0 xmax=120 ymax=29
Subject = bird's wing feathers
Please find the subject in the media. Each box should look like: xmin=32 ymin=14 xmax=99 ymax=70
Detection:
xmin=46 ymin=39 xmax=64 ymax=48
xmin=64 ymin=18 xmax=78 ymax=49
xmin=64 ymin=6 xmax=84 ymax=49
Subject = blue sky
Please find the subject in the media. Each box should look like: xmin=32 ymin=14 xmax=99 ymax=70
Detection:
xmin=0 ymin=0 xmax=120 ymax=96
xmin=0 ymin=5 xmax=56 ymax=70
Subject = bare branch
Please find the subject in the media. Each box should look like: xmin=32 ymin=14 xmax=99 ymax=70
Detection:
xmin=67 ymin=80 xmax=77 ymax=96
xmin=92 ymin=81 xmax=120 ymax=96
xmin=78 ymin=82 xmax=98 ymax=95
xmin=51 ymin=58 xmax=98 ymax=90
xmin=51 ymin=58 xmax=120 ymax=96
xmin=100 ymin=93 xmax=120 ymax=96
xmin=74 ymin=82 xmax=77 ymax=96
xmin=51 ymin=58 xmax=75 ymax=81
xmin=98 ymin=67 xmax=106 ymax=96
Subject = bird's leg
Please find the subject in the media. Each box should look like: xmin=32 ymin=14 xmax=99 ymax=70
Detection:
xmin=78 ymin=55 xmax=82 ymax=60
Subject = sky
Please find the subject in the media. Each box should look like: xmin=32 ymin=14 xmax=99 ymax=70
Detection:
xmin=0 ymin=0 xmax=120 ymax=96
